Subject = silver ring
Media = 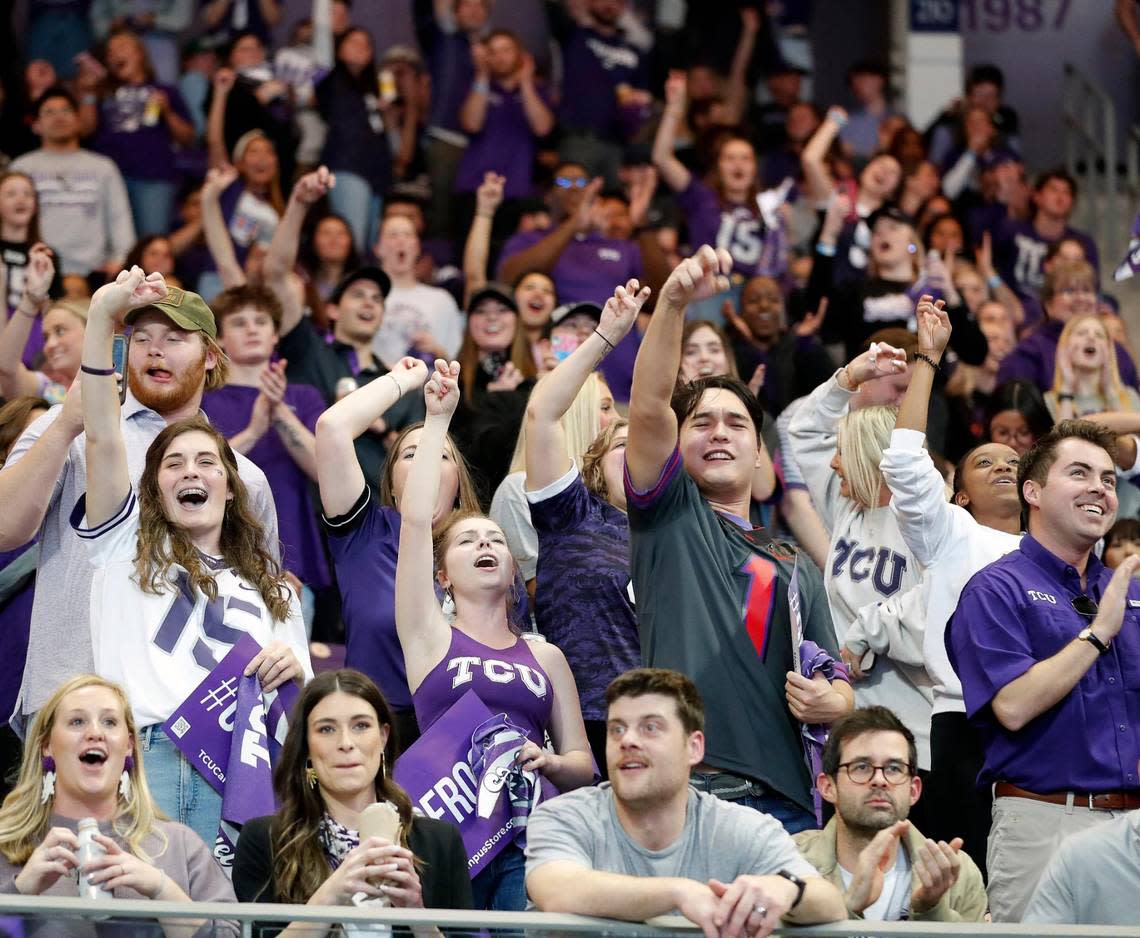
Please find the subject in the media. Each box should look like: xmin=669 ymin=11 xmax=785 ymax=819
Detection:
xmin=754 ymin=905 xmax=767 ymax=919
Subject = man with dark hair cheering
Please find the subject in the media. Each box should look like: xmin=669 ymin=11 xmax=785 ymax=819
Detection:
xmin=948 ymin=418 xmax=1140 ymax=921
xmin=622 ymin=245 xmax=853 ymax=832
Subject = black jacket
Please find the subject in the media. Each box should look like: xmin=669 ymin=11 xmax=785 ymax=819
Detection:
xmin=233 ymin=813 xmax=473 ymax=931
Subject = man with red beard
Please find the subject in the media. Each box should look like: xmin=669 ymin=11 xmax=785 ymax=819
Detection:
xmin=0 ymin=281 xmax=276 ymax=734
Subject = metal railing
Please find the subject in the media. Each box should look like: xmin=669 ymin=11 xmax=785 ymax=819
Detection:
xmin=1061 ymin=63 xmax=1122 ymax=275
xmin=0 ymin=896 xmax=1138 ymax=938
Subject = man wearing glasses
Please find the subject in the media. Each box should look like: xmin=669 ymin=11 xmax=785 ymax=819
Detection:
xmin=794 ymin=707 xmax=987 ymax=922
xmin=947 ymin=419 xmax=1140 ymax=922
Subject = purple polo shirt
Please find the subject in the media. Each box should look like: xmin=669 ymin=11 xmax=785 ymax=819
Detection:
xmin=996 ymin=319 xmax=1139 ymax=390
xmin=201 ymin=383 xmax=331 ymax=590
xmin=453 ymin=80 xmax=550 ymax=198
xmin=558 ymin=25 xmax=647 ymax=138
xmin=676 ymin=178 xmax=784 ymax=279
xmin=497 ymin=229 xmax=642 ymax=305
xmin=947 ymin=534 xmax=1140 ymax=792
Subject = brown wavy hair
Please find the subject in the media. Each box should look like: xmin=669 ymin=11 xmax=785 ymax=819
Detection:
xmin=581 ymin=418 xmax=628 ymax=504
xmin=0 ymin=396 xmax=49 ymax=466
xmin=270 ymin=669 xmax=416 ymax=904
xmin=457 ymin=309 xmax=538 ymax=398
xmin=0 ymin=172 xmax=42 ymax=244
xmin=135 ymin=416 xmax=291 ymax=621
xmin=432 ymin=510 xmax=526 ymax=635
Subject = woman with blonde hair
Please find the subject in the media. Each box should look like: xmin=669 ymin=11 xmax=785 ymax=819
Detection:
xmin=0 ymin=674 xmax=237 ymax=928
xmin=788 ymin=337 xmax=935 ymax=808
xmin=315 ymin=360 xmax=482 ymax=750
xmin=1047 ymin=313 xmax=1140 ymax=419
xmin=0 ymin=246 xmax=84 ymax=404
xmin=523 ymin=280 xmax=648 ymax=772
xmin=489 ymin=371 xmax=618 ymax=602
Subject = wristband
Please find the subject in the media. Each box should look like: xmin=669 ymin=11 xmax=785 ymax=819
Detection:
xmin=1057 ymin=392 xmax=1075 ymax=402
xmin=828 ymin=109 xmax=847 ymax=129
xmin=913 ymin=352 xmax=940 ymax=371
xmin=986 ymin=274 xmax=1002 ymax=290
xmin=81 ymin=364 xmax=116 ymax=376
xmin=815 ymin=241 xmax=837 ymax=257
xmin=594 ymin=329 xmax=616 ymax=350
xmin=472 ymin=80 xmax=490 ymax=94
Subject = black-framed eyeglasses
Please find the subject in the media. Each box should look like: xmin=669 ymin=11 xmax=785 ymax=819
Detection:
xmin=836 ymin=760 xmax=912 ymax=785
xmin=1071 ymin=596 xmax=1099 ymax=618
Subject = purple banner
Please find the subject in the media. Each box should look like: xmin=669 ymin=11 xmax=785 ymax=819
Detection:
xmin=164 ymin=635 xmax=299 ymax=870
xmin=393 ymin=691 xmax=556 ymax=878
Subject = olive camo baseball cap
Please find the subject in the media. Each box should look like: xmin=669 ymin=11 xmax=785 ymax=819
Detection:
xmin=123 ymin=286 xmax=217 ymax=339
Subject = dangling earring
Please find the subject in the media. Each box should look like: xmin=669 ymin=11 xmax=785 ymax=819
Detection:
xmin=441 ymin=588 xmax=455 ymax=617
xmin=41 ymin=756 xmax=56 ymax=804
xmin=379 ymin=751 xmax=386 ymax=779
xmin=119 ymin=755 xmax=134 ymax=801
xmin=305 ymin=759 xmax=319 ymax=790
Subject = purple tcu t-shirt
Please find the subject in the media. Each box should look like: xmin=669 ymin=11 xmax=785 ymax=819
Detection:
xmin=993 ymin=218 xmax=1099 ymax=300
xmin=453 ymin=80 xmax=550 ymax=198
xmin=201 ymin=382 xmax=330 ymax=590
xmin=529 ymin=469 xmax=637 ymax=721
xmin=497 ymin=229 xmax=642 ymax=306
xmin=93 ymin=83 xmax=194 ymax=182
xmin=676 ymin=178 xmax=785 ymax=279
xmin=559 ymin=25 xmax=647 ymax=138
xmin=412 ymin=628 xmax=553 ymax=742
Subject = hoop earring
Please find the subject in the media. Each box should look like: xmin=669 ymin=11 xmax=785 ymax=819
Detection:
xmin=41 ymin=756 xmax=56 ymax=805
xmin=305 ymin=760 xmax=319 ymax=790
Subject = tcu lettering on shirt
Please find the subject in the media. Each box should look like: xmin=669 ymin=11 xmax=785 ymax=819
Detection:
xmin=447 ymin=656 xmax=549 ymax=698
xmin=584 ymin=37 xmax=639 ymax=71
xmin=831 ymin=539 xmax=907 ymax=597
xmin=863 ymin=292 xmax=916 ymax=324
xmin=1026 ymin=590 xmax=1057 ymax=604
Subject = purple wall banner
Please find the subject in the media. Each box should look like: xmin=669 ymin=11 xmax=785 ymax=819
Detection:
xmin=164 ymin=635 xmax=299 ymax=870
xmin=393 ymin=691 xmax=556 ymax=878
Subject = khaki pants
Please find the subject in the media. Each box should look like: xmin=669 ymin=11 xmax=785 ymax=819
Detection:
xmin=987 ymin=794 xmax=1123 ymax=922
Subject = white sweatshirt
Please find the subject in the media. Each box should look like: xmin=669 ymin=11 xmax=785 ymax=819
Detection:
xmin=788 ymin=374 xmax=935 ymax=768
xmin=879 ymin=428 xmax=1022 ymax=716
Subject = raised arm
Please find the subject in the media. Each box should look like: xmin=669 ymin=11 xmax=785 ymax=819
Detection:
xmin=462 ymin=172 xmax=504 ymax=304
xmin=524 ymin=278 xmax=648 ymax=490
xmin=206 ymin=69 xmax=235 ymax=168
xmin=719 ymin=6 xmax=761 ymax=126
xmin=395 ymin=359 xmax=463 ymax=688
xmin=265 ymin=166 xmax=335 ymax=337
xmin=82 ymin=268 xmax=169 ymax=526
xmin=801 ymin=107 xmax=845 ymax=204
xmin=199 ymin=164 xmax=245 ymax=289
xmin=626 ymin=246 xmax=732 ymax=490
xmin=651 ymin=72 xmax=693 ymax=193
xmin=314 ymin=357 xmax=427 ymax=516
xmin=0 ymin=244 xmax=53 ymax=399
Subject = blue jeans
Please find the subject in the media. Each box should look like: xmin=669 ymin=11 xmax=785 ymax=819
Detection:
xmin=139 ymin=725 xmax=222 ymax=851
xmin=471 ymin=842 xmax=526 ymax=911
xmin=125 ymin=178 xmax=177 ymax=237
xmin=327 ymin=171 xmax=382 ymax=257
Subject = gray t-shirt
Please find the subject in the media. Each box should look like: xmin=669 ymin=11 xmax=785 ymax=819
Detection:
xmin=3 ymin=393 xmax=278 ymax=727
xmin=1023 ymin=810 xmax=1140 ymax=925
xmin=10 ymin=148 xmax=136 ymax=275
xmin=525 ymin=784 xmax=816 ymax=891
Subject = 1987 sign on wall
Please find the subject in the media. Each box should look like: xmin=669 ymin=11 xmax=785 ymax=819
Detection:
xmin=911 ymin=0 xmax=1072 ymax=32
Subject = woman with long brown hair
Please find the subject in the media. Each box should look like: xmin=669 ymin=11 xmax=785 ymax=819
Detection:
xmin=76 ymin=267 xmax=311 ymax=849
xmin=232 ymin=669 xmax=471 ymax=925
xmin=0 ymin=674 xmax=237 ymax=934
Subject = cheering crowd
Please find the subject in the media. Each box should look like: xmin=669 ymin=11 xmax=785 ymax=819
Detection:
xmin=0 ymin=0 xmax=1139 ymax=933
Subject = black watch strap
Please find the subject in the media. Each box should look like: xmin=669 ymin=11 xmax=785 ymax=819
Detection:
xmin=1080 ymin=628 xmax=1110 ymax=654
xmin=777 ymin=869 xmax=807 ymax=909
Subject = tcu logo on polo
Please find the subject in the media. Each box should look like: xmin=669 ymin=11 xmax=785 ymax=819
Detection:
xmin=831 ymin=539 xmax=907 ymax=597
xmin=448 ymin=656 xmax=549 ymax=698
xmin=1027 ymin=590 xmax=1057 ymax=604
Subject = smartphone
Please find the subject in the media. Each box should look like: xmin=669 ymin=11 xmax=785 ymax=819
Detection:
xmin=551 ymin=334 xmax=580 ymax=363
xmin=112 ymin=334 xmax=128 ymax=404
